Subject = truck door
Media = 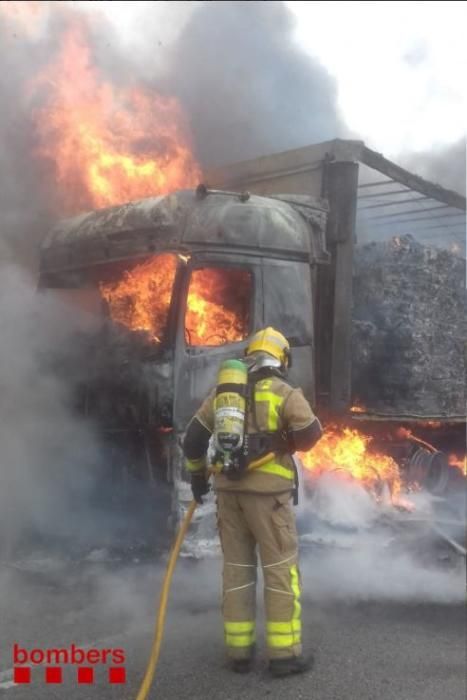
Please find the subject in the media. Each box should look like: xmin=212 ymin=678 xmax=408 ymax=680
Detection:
xmin=173 ymin=253 xmax=263 ymax=431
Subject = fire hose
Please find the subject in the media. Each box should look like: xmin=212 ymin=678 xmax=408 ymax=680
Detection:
xmin=135 ymin=499 xmax=197 ymax=700
xmin=135 ymin=452 xmax=275 ymax=700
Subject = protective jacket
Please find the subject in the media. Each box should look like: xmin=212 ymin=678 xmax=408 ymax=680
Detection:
xmin=184 ymin=373 xmax=321 ymax=493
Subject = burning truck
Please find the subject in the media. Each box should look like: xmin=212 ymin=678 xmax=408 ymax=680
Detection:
xmin=37 ymin=139 xmax=466 ymax=551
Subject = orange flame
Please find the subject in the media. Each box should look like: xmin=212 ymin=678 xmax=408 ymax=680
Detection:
xmin=449 ymin=453 xmax=467 ymax=476
xmin=99 ymin=255 xmax=178 ymax=342
xmin=99 ymin=258 xmax=251 ymax=346
xmin=31 ymin=21 xmax=201 ymax=213
xmin=350 ymin=404 xmax=366 ymax=414
xmin=185 ymin=269 xmax=251 ymax=346
xmin=300 ymin=426 xmax=402 ymax=499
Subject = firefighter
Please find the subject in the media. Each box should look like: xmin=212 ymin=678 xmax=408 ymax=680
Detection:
xmin=183 ymin=327 xmax=323 ymax=677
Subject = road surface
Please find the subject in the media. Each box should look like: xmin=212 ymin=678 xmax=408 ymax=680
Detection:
xmin=0 ymin=556 xmax=465 ymax=700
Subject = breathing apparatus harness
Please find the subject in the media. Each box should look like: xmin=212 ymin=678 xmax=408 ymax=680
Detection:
xmin=212 ymin=356 xmax=299 ymax=502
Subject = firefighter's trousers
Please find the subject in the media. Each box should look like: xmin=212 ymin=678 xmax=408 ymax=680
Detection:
xmin=216 ymin=490 xmax=302 ymax=660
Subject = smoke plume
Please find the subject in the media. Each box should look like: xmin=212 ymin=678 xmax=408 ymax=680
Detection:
xmin=0 ymin=0 xmax=343 ymax=267
xmin=163 ymin=0 xmax=343 ymax=167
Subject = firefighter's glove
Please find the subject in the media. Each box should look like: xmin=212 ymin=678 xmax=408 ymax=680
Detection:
xmin=191 ymin=472 xmax=210 ymax=504
xmin=273 ymin=430 xmax=295 ymax=454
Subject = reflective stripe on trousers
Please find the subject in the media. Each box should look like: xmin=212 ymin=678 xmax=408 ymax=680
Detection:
xmin=223 ymin=559 xmax=256 ymax=658
xmin=265 ymin=564 xmax=302 ymax=652
xmin=224 ymin=620 xmax=255 ymax=649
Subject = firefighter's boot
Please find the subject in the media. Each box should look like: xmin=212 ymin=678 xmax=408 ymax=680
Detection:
xmin=269 ymin=653 xmax=314 ymax=678
xmin=230 ymin=656 xmax=254 ymax=674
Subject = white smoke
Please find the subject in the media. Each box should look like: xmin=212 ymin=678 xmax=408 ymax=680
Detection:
xmin=297 ymin=474 xmax=466 ymax=604
xmin=0 ymin=263 xmax=101 ymax=558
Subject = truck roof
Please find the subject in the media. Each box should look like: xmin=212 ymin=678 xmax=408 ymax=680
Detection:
xmin=40 ymin=188 xmax=328 ymax=280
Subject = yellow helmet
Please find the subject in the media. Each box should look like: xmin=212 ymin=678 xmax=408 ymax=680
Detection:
xmin=246 ymin=327 xmax=291 ymax=369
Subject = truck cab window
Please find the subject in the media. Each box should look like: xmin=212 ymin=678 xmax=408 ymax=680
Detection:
xmin=99 ymin=253 xmax=178 ymax=343
xmin=185 ymin=267 xmax=252 ymax=346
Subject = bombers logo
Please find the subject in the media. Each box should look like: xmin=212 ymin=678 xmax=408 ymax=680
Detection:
xmin=12 ymin=643 xmax=126 ymax=685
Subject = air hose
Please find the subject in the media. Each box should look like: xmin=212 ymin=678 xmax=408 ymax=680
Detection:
xmin=135 ymin=452 xmax=274 ymax=699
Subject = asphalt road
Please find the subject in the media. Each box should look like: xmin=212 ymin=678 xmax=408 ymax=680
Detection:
xmin=0 ymin=556 xmax=465 ymax=700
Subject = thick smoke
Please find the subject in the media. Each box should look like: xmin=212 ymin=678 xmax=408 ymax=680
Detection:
xmin=0 ymin=263 xmax=168 ymax=560
xmin=296 ymin=476 xmax=465 ymax=604
xmin=163 ymin=1 xmax=344 ymax=167
xmin=0 ymin=264 xmax=99 ymax=557
xmin=112 ymin=482 xmax=462 ymax=608
xmin=0 ymin=9 xmax=53 ymax=267
xmin=179 ymin=471 xmax=465 ymax=604
xmin=0 ymin=1 xmax=343 ymax=266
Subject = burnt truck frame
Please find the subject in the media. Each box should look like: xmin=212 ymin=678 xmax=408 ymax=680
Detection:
xmin=38 ymin=139 xmax=466 ymax=527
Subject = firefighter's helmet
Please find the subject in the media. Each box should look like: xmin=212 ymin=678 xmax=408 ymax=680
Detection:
xmin=245 ymin=327 xmax=291 ymax=372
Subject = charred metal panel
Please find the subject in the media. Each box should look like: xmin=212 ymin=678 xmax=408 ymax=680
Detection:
xmin=82 ymin=322 xmax=175 ymax=430
xmin=42 ymin=195 xmax=172 ymax=247
xmin=182 ymin=194 xmax=322 ymax=255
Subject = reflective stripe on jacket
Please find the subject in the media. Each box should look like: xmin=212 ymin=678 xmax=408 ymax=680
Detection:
xmin=191 ymin=375 xmax=316 ymax=494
